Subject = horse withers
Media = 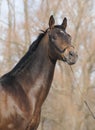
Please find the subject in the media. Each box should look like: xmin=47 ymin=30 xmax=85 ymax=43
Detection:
xmin=0 ymin=15 xmax=78 ymax=130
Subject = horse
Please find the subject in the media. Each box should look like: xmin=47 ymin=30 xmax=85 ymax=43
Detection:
xmin=0 ymin=15 xmax=78 ymax=130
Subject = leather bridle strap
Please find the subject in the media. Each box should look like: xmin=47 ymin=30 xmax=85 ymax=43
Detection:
xmin=52 ymin=42 xmax=74 ymax=54
xmin=52 ymin=42 xmax=67 ymax=53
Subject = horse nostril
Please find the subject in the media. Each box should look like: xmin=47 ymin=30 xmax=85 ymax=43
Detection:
xmin=69 ymin=51 xmax=74 ymax=56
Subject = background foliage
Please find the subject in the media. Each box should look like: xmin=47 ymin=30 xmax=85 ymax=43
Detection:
xmin=0 ymin=0 xmax=95 ymax=130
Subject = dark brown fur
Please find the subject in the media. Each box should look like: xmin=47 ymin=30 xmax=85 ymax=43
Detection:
xmin=0 ymin=15 xmax=78 ymax=130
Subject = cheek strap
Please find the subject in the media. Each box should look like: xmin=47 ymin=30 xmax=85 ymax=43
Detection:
xmin=52 ymin=42 xmax=67 ymax=53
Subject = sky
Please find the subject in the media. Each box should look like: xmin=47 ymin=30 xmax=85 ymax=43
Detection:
xmin=0 ymin=0 xmax=41 ymax=25
xmin=0 ymin=0 xmax=24 ymax=25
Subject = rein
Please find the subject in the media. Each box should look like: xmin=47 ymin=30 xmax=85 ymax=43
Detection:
xmin=69 ymin=66 xmax=95 ymax=119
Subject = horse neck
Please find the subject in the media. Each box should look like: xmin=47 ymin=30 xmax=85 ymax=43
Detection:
xmin=15 ymin=35 xmax=56 ymax=92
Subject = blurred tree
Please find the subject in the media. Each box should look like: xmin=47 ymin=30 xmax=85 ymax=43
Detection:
xmin=0 ymin=0 xmax=95 ymax=130
xmin=23 ymin=0 xmax=30 ymax=49
xmin=6 ymin=0 xmax=12 ymax=69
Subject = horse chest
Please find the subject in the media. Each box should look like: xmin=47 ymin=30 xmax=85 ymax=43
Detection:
xmin=28 ymin=78 xmax=48 ymax=110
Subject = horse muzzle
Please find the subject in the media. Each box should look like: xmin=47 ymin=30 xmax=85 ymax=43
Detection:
xmin=62 ymin=47 xmax=78 ymax=65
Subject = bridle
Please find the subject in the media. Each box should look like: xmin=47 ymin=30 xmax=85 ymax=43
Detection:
xmin=51 ymin=41 xmax=68 ymax=53
xmin=48 ymin=28 xmax=74 ymax=54
xmin=47 ymin=28 xmax=74 ymax=63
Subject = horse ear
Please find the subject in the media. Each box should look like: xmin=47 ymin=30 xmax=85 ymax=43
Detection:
xmin=49 ymin=15 xmax=55 ymax=29
xmin=61 ymin=17 xmax=67 ymax=30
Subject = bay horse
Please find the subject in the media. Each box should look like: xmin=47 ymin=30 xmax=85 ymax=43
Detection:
xmin=0 ymin=15 xmax=78 ymax=130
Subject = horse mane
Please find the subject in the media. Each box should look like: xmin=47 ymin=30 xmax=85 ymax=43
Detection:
xmin=9 ymin=30 xmax=47 ymax=76
xmin=29 ymin=30 xmax=46 ymax=52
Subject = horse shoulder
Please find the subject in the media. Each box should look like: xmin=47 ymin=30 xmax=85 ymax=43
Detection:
xmin=0 ymin=75 xmax=32 ymax=120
